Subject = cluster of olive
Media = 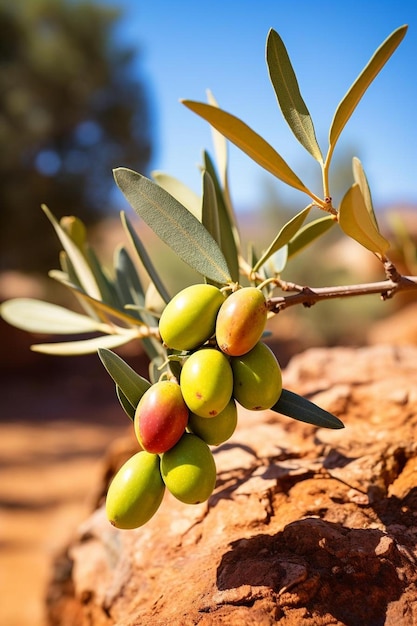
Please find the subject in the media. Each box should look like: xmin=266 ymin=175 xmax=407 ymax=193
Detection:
xmin=106 ymin=284 xmax=282 ymax=529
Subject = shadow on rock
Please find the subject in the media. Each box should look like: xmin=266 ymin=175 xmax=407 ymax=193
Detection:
xmin=217 ymin=517 xmax=412 ymax=626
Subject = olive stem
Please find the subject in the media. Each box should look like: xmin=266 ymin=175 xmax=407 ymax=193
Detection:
xmin=267 ymin=274 xmax=417 ymax=313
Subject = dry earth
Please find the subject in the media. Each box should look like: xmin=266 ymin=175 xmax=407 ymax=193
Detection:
xmin=0 ymin=339 xmax=131 ymax=626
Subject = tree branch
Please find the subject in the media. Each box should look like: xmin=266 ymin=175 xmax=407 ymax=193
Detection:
xmin=268 ymin=275 xmax=417 ymax=313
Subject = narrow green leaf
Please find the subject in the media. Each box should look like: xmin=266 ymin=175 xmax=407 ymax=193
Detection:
xmin=41 ymin=205 xmax=102 ymax=300
xmin=52 ymin=265 xmax=101 ymax=322
xmin=152 ymin=171 xmax=201 ymax=220
xmin=116 ymin=385 xmax=136 ymax=421
xmin=206 ymin=90 xmax=228 ymax=188
xmin=0 ymin=298 xmax=104 ymax=334
xmin=148 ymin=354 xmax=169 ymax=385
xmin=98 ymin=347 xmax=151 ymax=409
xmin=114 ymin=245 xmax=145 ymax=320
xmin=203 ymin=151 xmax=240 ymax=282
xmin=339 ymin=183 xmax=390 ymax=255
xmin=58 ymin=218 xmax=125 ymax=315
xmin=253 ymin=204 xmax=312 ymax=272
xmin=328 ymin=25 xmax=407 ymax=160
xmin=84 ymin=245 xmax=121 ymax=310
xmin=265 ymin=246 xmax=288 ymax=276
xmin=49 ymin=270 xmax=146 ymax=327
xmin=352 ymin=157 xmax=378 ymax=231
xmin=272 ymin=388 xmax=345 ymax=429
xmin=266 ymin=29 xmax=323 ymax=162
xmin=31 ymin=333 xmax=136 ymax=355
xmin=59 ymin=251 xmax=84 ymax=293
xmin=114 ymin=246 xmax=164 ymax=364
xmin=201 ymin=170 xmax=221 ymax=248
xmin=204 ymin=94 xmax=240 ymax=259
xmin=287 ymin=215 xmax=336 ymax=258
xmin=120 ymin=211 xmax=171 ymax=305
xmin=114 ymin=168 xmax=232 ymax=285
xmin=182 ymin=101 xmax=311 ymax=196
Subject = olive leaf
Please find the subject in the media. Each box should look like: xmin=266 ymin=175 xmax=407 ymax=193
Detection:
xmin=253 ymin=204 xmax=312 ymax=272
xmin=0 ymin=298 xmax=105 ymax=334
xmin=287 ymin=215 xmax=336 ymax=258
xmin=264 ymin=246 xmax=289 ymax=277
xmin=182 ymin=101 xmax=312 ymax=196
xmin=152 ymin=171 xmax=201 ymax=220
xmin=327 ymin=25 xmax=407 ymax=165
xmin=114 ymin=245 xmax=167 ymax=363
xmin=114 ymin=168 xmax=232 ymax=285
xmin=59 ymin=250 xmax=84 ymax=293
xmin=272 ymin=389 xmax=344 ymax=429
xmin=113 ymin=245 xmax=145 ymax=320
xmin=203 ymin=94 xmax=240 ymax=259
xmin=41 ymin=204 xmax=102 ymax=300
xmin=120 ymin=211 xmax=171 ymax=305
xmin=84 ymin=245 xmax=121 ymax=310
xmin=201 ymin=170 xmax=221 ymax=248
xmin=352 ymin=157 xmax=378 ymax=231
xmin=203 ymin=151 xmax=240 ymax=282
xmin=266 ymin=28 xmax=323 ymax=163
xmin=98 ymin=347 xmax=151 ymax=410
xmin=49 ymin=270 xmax=145 ymax=328
xmin=32 ymin=332 xmax=137 ymax=355
xmin=206 ymin=90 xmax=228 ymax=189
xmin=116 ymin=385 xmax=136 ymax=421
xmin=339 ymin=183 xmax=390 ymax=256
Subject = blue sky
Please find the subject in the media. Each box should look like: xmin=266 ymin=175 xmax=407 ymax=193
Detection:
xmin=108 ymin=0 xmax=417 ymax=212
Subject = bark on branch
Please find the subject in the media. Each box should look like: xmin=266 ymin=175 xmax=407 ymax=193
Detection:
xmin=268 ymin=275 xmax=417 ymax=314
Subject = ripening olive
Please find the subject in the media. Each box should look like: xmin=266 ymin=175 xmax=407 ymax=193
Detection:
xmin=232 ymin=342 xmax=282 ymax=410
xmin=216 ymin=287 xmax=267 ymax=356
xmin=134 ymin=381 xmax=189 ymax=454
xmin=105 ymin=451 xmax=165 ymax=529
xmin=188 ymin=398 xmax=238 ymax=446
xmin=160 ymin=433 xmax=216 ymax=504
xmin=180 ymin=348 xmax=233 ymax=417
xmin=159 ymin=284 xmax=225 ymax=351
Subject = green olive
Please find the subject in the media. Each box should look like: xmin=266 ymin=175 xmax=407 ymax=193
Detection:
xmin=216 ymin=287 xmax=267 ymax=356
xmin=159 ymin=284 xmax=225 ymax=351
xmin=105 ymin=451 xmax=165 ymax=529
xmin=180 ymin=348 xmax=233 ymax=417
xmin=231 ymin=342 xmax=282 ymax=410
xmin=134 ymin=381 xmax=189 ymax=454
xmin=160 ymin=433 xmax=216 ymax=504
xmin=188 ymin=398 xmax=238 ymax=446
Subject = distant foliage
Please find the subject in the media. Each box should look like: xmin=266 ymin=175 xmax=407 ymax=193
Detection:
xmin=0 ymin=0 xmax=153 ymax=271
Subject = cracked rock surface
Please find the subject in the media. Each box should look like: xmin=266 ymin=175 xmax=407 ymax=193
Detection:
xmin=47 ymin=345 xmax=417 ymax=626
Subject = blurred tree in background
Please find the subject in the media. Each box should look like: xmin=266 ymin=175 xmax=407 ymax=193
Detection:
xmin=0 ymin=0 xmax=153 ymax=273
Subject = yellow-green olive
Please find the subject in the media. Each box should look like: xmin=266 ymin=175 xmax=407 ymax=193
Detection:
xmin=105 ymin=451 xmax=165 ymax=529
xmin=188 ymin=399 xmax=238 ymax=446
xmin=159 ymin=284 xmax=225 ymax=351
xmin=232 ymin=342 xmax=282 ymax=410
xmin=180 ymin=348 xmax=233 ymax=417
xmin=161 ymin=433 xmax=216 ymax=504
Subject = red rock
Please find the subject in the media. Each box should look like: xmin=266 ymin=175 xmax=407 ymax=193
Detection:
xmin=46 ymin=345 xmax=417 ymax=626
